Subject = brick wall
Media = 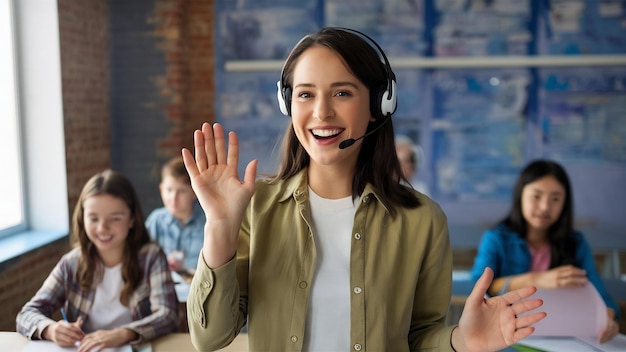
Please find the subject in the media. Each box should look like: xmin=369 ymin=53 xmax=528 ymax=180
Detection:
xmin=59 ymin=0 xmax=113 ymax=210
xmin=109 ymin=0 xmax=215 ymax=214
xmin=0 ymin=239 xmax=70 ymax=331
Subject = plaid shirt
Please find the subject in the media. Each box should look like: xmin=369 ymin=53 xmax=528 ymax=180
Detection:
xmin=16 ymin=242 xmax=178 ymax=343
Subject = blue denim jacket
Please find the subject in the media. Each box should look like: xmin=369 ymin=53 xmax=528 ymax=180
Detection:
xmin=470 ymin=224 xmax=620 ymax=319
xmin=145 ymin=202 xmax=205 ymax=270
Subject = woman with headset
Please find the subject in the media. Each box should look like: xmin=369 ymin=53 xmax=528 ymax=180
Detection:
xmin=183 ymin=27 xmax=545 ymax=352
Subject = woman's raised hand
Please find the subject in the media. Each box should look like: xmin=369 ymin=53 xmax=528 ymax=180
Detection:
xmin=182 ymin=123 xmax=257 ymax=268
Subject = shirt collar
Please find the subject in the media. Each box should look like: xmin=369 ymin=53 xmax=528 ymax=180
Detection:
xmin=164 ymin=201 xmax=204 ymax=226
xmin=273 ymin=168 xmax=390 ymax=214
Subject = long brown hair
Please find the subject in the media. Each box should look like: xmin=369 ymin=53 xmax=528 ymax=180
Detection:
xmin=501 ymin=159 xmax=576 ymax=267
xmin=70 ymin=169 xmax=151 ymax=305
xmin=273 ymin=27 xmax=420 ymax=215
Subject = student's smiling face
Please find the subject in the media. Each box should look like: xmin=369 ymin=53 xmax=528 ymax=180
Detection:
xmin=289 ymin=45 xmax=375 ymax=169
xmin=83 ymin=194 xmax=134 ymax=259
xmin=521 ymin=175 xmax=566 ymax=235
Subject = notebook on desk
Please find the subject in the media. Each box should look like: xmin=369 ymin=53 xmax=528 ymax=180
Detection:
xmin=512 ymin=283 xmax=626 ymax=352
xmin=515 ymin=334 xmax=626 ymax=352
xmin=21 ymin=340 xmax=152 ymax=352
xmin=519 ymin=282 xmax=606 ymax=336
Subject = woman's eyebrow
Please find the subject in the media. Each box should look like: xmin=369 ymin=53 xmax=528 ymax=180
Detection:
xmin=293 ymin=81 xmax=359 ymax=89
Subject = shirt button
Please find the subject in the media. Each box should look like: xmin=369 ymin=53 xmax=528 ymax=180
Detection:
xmin=354 ymin=233 xmax=361 ymax=240
xmin=354 ymin=343 xmax=362 ymax=351
xmin=353 ymin=287 xmax=362 ymax=294
xmin=299 ymin=281 xmax=308 ymax=289
xmin=202 ymin=281 xmax=212 ymax=289
xmin=291 ymin=335 xmax=298 ymax=343
xmin=362 ymin=195 xmax=369 ymax=203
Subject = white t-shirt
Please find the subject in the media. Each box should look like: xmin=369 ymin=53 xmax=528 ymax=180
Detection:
xmin=84 ymin=263 xmax=133 ymax=332
xmin=303 ymin=187 xmax=357 ymax=352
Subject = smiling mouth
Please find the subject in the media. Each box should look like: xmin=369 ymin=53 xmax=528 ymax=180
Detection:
xmin=96 ymin=235 xmax=113 ymax=242
xmin=311 ymin=128 xmax=343 ymax=139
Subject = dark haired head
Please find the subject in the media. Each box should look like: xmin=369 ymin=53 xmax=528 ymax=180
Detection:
xmin=502 ymin=159 xmax=576 ymax=266
xmin=274 ymin=27 xmax=419 ymax=213
xmin=279 ymin=27 xmax=395 ymax=120
xmin=71 ymin=169 xmax=151 ymax=305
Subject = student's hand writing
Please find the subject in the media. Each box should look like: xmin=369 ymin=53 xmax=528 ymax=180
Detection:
xmin=452 ymin=267 xmax=546 ymax=352
xmin=182 ymin=123 xmax=258 ymax=268
xmin=532 ymin=264 xmax=587 ymax=289
xmin=42 ymin=316 xmax=84 ymax=347
xmin=77 ymin=328 xmax=138 ymax=352
xmin=598 ymin=308 xmax=619 ymax=343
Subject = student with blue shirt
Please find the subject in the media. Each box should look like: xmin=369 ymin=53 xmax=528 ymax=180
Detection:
xmin=146 ymin=156 xmax=205 ymax=274
xmin=471 ymin=159 xmax=620 ymax=343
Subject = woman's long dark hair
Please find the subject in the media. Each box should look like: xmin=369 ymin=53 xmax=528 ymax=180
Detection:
xmin=71 ymin=169 xmax=151 ymax=305
xmin=272 ymin=27 xmax=420 ymax=216
xmin=501 ymin=159 xmax=576 ymax=267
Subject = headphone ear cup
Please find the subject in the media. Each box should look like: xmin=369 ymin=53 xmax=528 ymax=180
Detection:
xmin=371 ymin=86 xmax=386 ymax=120
xmin=276 ymin=81 xmax=290 ymax=116
xmin=379 ymin=79 xmax=397 ymax=118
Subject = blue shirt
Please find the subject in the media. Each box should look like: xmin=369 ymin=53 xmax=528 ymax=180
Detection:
xmin=470 ymin=224 xmax=620 ymax=319
xmin=145 ymin=202 xmax=205 ymax=271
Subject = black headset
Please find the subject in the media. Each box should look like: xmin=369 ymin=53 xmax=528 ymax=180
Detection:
xmin=276 ymin=27 xmax=397 ymax=120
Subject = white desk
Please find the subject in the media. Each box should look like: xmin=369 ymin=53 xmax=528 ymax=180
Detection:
xmin=0 ymin=332 xmax=249 ymax=352
xmin=501 ymin=334 xmax=626 ymax=352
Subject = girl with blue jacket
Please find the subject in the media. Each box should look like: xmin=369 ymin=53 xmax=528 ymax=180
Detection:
xmin=471 ymin=159 xmax=620 ymax=343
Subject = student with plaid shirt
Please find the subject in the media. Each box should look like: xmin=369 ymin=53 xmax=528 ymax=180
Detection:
xmin=16 ymin=170 xmax=178 ymax=351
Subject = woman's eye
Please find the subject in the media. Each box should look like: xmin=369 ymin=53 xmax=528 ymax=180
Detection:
xmin=335 ymin=90 xmax=351 ymax=97
xmin=298 ymin=92 xmax=311 ymax=99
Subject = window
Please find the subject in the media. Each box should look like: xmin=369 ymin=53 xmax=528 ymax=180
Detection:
xmin=0 ymin=0 xmax=69 ymax=257
xmin=0 ymin=0 xmax=25 ymax=236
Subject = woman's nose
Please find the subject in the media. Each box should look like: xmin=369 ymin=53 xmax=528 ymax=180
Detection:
xmin=313 ymin=96 xmax=334 ymax=120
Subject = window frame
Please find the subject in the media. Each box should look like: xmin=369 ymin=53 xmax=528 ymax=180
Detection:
xmin=0 ymin=0 xmax=70 ymax=263
xmin=0 ymin=0 xmax=27 ymax=237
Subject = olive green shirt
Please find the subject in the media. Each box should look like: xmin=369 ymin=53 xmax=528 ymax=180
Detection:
xmin=188 ymin=170 xmax=457 ymax=351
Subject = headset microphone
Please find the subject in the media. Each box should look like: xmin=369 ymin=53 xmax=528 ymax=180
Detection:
xmin=338 ymin=117 xmax=390 ymax=149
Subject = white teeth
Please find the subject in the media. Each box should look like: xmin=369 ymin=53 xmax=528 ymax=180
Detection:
xmin=97 ymin=235 xmax=113 ymax=241
xmin=311 ymin=129 xmax=341 ymax=137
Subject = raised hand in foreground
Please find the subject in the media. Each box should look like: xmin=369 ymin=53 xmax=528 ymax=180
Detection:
xmin=181 ymin=123 xmax=257 ymax=269
xmin=452 ymin=267 xmax=547 ymax=352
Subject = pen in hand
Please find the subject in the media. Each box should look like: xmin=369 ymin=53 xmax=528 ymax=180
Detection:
xmin=60 ymin=308 xmax=69 ymax=322
xmin=60 ymin=308 xmax=84 ymax=346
